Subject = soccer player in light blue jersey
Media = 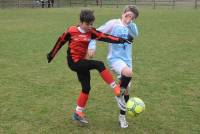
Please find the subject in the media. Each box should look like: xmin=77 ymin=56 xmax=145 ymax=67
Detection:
xmin=87 ymin=5 xmax=139 ymax=128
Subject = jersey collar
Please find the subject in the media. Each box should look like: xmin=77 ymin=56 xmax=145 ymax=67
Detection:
xmin=78 ymin=26 xmax=86 ymax=33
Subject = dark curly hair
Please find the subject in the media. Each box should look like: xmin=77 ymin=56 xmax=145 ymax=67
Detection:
xmin=80 ymin=9 xmax=95 ymax=23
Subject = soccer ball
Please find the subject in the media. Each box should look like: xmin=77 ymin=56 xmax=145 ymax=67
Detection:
xmin=126 ymin=97 xmax=145 ymax=116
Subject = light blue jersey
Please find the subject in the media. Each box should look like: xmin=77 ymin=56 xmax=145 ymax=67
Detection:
xmin=88 ymin=19 xmax=139 ymax=68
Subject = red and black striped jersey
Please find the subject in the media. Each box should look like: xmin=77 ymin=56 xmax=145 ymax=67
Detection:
xmin=49 ymin=26 xmax=127 ymax=62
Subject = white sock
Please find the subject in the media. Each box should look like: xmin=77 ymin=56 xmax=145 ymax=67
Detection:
xmin=76 ymin=105 xmax=84 ymax=112
xmin=119 ymin=114 xmax=126 ymax=117
xmin=110 ymin=81 xmax=117 ymax=89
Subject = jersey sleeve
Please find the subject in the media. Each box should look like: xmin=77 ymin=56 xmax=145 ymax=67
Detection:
xmin=127 ymin=23 xmax=139 ymax=38
xmin=48 ymin=29 xmax=70 ymax=60
xmin=91 ymin=28 xmax=126 ymax=44
xmin=88 ymin=20 xmax=115 ymax=50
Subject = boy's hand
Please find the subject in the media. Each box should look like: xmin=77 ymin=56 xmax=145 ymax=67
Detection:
xmin=87 ymin=49 xmax=96 ymax=58
xmin=119 ymin=38 xmax=131 ymax=44
xmin=128 ymin=34 xmax=134 ymax=43
xmin=85 ymin=49 xmax=96 ymax=59
xmin=47 ymin=53 xmax=53 ymax=63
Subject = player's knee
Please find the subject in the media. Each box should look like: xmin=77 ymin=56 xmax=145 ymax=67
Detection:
xmin=94 ymin=61 xmax=105 ymax=72
xmin=121 ymin=67 xmax=132 ymax=77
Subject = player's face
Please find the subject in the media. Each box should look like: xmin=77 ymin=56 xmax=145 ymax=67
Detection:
xmin=122 ymin=11 xmax=136 ymax=25
xmin=80 ymin=21 xmax=94 ymax=32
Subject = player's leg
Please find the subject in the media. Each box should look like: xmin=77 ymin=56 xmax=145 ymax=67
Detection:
xmin=73 ymin=71 xmax=91 ymax=124
xmin=120 ymin=66 xmax=132 ymax=108
xmin=90 ymin=60 xmax=121 ymax=96
xmin=121 ymin=66 xmax=132 ymax=103
xmin=69 ymin=59 xmax=120 ymax=123
xmin=74 ymin=59 xmax=121 ymax=96
xmin=119 ymin=67 xmax=132 ymax=128
xmin=110 ymin=60 xmax=132 ymax=128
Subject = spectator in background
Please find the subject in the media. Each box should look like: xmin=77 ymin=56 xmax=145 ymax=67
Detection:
xmin=41 ymin=0 xmax=45 ymax=8
xmin=48 ymin=0 xmax=50 ymax=8
xmin=96 ymin=0 xmax=102 ymax=7
xmin=48 ymin=0 xmax=54 ymax=8
xmin=51 ymin=0 xmax=54 ymax=7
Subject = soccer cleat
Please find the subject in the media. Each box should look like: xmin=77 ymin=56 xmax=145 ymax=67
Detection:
xmin=72 ymin=111 xmax=88 ymax=124
xmin=119 ymin=114 xmax=128 ymax=128
xmin=113 ymin=85 xmax=121 ymax=96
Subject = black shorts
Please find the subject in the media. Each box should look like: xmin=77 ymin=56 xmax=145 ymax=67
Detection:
xmin=67 ymin=55 xmax=106 ymax=93
xmin=67 ymin=55 xmax=105 ymax=82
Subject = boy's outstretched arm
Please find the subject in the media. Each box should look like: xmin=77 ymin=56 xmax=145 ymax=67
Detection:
xmin=47 ymin=31 xmax=70 ymax=63
xmin=88 ymin=20 xmax=115 ymax=57
xmin=91 ymin=28 xmax=131 ymax=44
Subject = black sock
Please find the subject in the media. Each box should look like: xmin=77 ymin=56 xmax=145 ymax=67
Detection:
xmin=120 ymin=76 xmax=132 ymax=89
xmin=120 ymin=110 xmax=126 ymax=115
xmin=124 ymin=94 xmax=129 ymax=103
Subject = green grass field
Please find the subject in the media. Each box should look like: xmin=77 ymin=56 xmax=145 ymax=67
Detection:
xmin=0 ymin=7 xmax=200 ymax=134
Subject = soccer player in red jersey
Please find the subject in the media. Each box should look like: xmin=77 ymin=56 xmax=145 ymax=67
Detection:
xmin=47 ymin=9 xmax=130 ymax=124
